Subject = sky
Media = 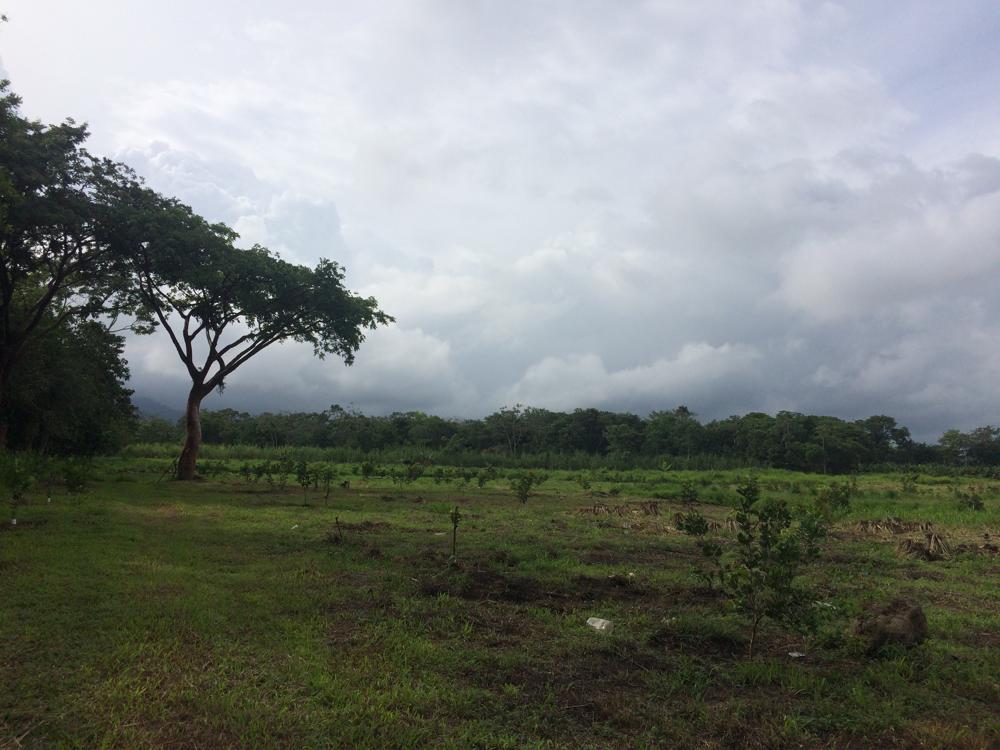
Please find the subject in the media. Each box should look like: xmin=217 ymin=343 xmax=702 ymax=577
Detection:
xmin=3 ymin=0 xmax=1000 ymax=439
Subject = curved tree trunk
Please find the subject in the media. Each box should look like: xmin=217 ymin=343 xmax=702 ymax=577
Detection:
xmin=177 ymin=387 xmax=204 ymax=480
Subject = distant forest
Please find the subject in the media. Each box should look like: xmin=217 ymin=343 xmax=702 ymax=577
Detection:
xmin=131 ymin=404 xmax=1000 ymax=473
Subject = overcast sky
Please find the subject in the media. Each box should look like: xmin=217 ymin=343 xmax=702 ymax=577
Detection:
xmin=3 ymin=1 xmax=1000 ymax=438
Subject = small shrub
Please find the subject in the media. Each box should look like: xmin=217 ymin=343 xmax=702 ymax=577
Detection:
xmin=477 ymin=466 xmax=497 ymax=489
xmin=295 ymin=461 xmax=311 ymax=505
xmin=360 ymin=461 xmax=378 ymax=481
xmin=679 ymin=479 xmax=698 ymax=506
xmin=679 ymin=475 xmax=826 ymax=658
xmin=511 ymin=472 xmax=547 ymax=504
xmin=815 ymin=481 xmax=852 ymax=518
xmin=1 ymin=455 xmax=36 ymax=526
xmin=60 ymin=458 xmax=91 ymax=494
xmin=956 ymin=492 xmax=985 ymax=511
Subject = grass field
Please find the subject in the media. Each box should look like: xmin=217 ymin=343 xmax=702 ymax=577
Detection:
xmin=1 ymin=462 xmax=998 ymax=748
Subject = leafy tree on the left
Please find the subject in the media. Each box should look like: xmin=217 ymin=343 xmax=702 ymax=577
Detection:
xmin=3 ymin=317 xmax=135 ymax=454
xmin=0 ymin=81 xmax=140 ymax=448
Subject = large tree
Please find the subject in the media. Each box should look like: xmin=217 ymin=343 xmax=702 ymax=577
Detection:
xmin=0 ymin=81 xmax=133 ymax=447
xmin=117 ymin=187 xmax=392 ymax=479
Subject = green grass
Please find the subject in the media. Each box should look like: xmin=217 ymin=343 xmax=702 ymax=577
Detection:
xmin=1 ymin=464 xmax=998 ymax=748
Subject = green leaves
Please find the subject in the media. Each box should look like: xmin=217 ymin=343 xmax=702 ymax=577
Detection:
xmin=679 ymin=475 xmax=826 ymax=656
xmin=510 ymin=471 xmax=547 ymax=504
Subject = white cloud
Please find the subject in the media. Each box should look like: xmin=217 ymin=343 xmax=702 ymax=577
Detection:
xmin=4 ymin=0 xmax=1000 ymax=436
xmin=500 ymin=343 xmax=762 ymax=413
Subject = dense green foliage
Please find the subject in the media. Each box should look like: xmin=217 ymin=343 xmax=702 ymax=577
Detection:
xmin=3 ymin=319 xmax=134 ymax=453
xmin=0 ymin=81 xmax=139 ymax=446
xmin=133 ymin=403 xmax=999 ymax=474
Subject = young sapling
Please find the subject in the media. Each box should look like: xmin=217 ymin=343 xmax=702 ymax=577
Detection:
xmin=449 ymin=505 xmax=462 ymax=561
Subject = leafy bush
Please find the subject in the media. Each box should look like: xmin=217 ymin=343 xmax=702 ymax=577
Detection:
xmin=678 ymin=475 xmax=826 ymax=657
xmin=956 ymin=492 xmax=985 ymax=511
xmin=679 ymin=479 xmax=698 ymax=505
xmin=60 ymin=458 xmax=92 ymax=494
xmin=511 ymin=472 xmax=547 ymax=504
xmin=0 ymin=455 xmax=36 ymax=525
xmin=476 ymin=466 xmax=497 ymax=488
xmin=815 ymin=481 xmax=852 ymax=518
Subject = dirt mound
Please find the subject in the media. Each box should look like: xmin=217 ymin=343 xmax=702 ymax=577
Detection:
xmin=418 ymin=569 xmax=648 ymax=605
xmin=419 ymin=569 xmax=545 ymax=603
xmin=570 ymin=572 xmax=648 ymax=601
xmin=854 ymin=599 xmax=928 ymax=655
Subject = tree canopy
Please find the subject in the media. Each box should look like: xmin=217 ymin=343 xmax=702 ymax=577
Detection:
xmin=0 ymin=80 xmax=134 ymax=446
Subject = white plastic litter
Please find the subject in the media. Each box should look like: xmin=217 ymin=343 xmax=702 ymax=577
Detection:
xmin=291 ymin=524 xmax=299 ymax=530
xmin=586 ymin=617 xmax=614 ymax=633
xmin=788 ymin=651 xmax=806 ymax=658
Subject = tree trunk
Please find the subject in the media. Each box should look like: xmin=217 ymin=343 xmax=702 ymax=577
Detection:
xmin=177 ymin=387 xmax=205 ymax=480
xmin=0 ymin=364 xmax=9 ymax=451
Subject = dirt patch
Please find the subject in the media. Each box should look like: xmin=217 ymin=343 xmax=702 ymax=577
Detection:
xmin=0 ymin=519 xmax=47 ymax=532
xmin=902 ymin=567 xmax=949 ymax=581
xmin=142 ymin=582 xmax=186 ymax=599
xmin=570 ymin=573 xmax=648 ymax=601
xmin=647 ymin=622 xmax=746 ymax=657
xmin=953 ymin=542 xmax=1000 ymax=557
xmin=417 ymin=568 xmax=651 ymax=606
xmin=462 ymin=602 xmax=548 ymax=644
xmin=456 ymin=569 xmax=544 ymax=603
xmin=463 ymin=641 xmax=670 ymax=734
xmin=491 ymin=549 xmax=519 ymax=568
xmin=325 ymin=590 xmax=397 ymax=647
xmin=358 ymin=546 xmax=383 ymax=560
xmin=157 ymin=503 xmax=186 ymax=517
xmin=338 ymin=520 xmax=391 ymax=532
xmin=658 ymin=581 xmax=726 ymax=605
xmin=578 ymin=545 xmax=690 ymax=566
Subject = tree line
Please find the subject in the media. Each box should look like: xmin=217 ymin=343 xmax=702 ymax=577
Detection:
xmin=134 ymin=404 xmax=1000 ymax=473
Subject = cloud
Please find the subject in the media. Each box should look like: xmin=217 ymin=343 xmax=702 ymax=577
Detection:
xmin=5 ymin=0 xmax=1000 ymax=438
xmin=776 ymin=153 xmax=1000 ymax=319
xmin=500 ymin=343 xmax=763 ymax=413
